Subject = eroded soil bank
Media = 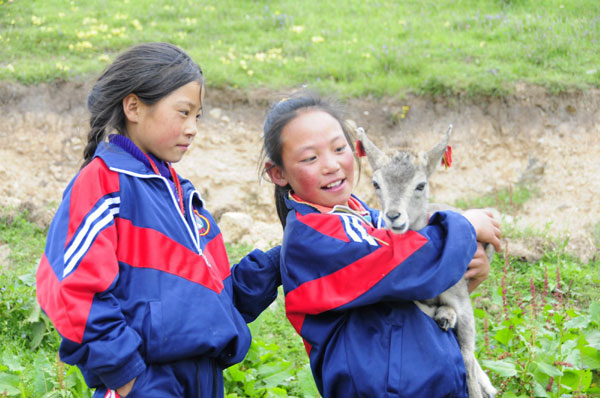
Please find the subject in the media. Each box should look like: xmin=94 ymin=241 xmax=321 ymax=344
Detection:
xmin=0 ymin=81 xmax=598 ymax=263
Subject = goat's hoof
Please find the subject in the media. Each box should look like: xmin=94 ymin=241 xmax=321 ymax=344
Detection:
xmin=434 ymin=306 xmax=457 ymax=331
xmin=436 ymin=318 xmax=451 ymax=331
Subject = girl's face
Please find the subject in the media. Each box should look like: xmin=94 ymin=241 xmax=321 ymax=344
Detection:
xmin=271 ymin=109 xmax=355 ymax=208
xmin=127 ymin=81 xmax=203 ymax=163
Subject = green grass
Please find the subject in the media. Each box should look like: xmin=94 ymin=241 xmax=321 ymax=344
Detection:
xmin=454 ymin=184 xmax=538 ymax=215
xmin=1 ymin=0 xmax=600 ymax=96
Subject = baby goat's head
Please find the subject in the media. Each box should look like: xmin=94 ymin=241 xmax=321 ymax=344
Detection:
xmin=356 ymin=126 xmax=452 ymax=233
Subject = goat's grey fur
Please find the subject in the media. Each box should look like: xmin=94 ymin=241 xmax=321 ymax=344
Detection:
xmin=357 ymin=126 xmax=497 ymax=398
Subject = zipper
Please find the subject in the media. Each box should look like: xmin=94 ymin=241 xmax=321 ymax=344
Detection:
xmin=109 ymin=168 xmax=201 ymax=253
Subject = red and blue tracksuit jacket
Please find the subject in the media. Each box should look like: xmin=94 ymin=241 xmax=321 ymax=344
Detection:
xmin=36 ymin=142 xmax=280 ymax=398
xmin=281 ymin=194 xmax=477 ymax=398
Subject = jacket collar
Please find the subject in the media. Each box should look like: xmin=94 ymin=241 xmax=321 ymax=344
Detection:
xmin=284 ymin=192 xmax=372 ymax=224
xmin=94 ymin=141 xmax=153 ymax=176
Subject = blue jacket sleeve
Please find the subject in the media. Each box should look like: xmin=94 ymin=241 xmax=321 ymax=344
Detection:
xmin=283 ymin=210 xmax=476 ymax=317
xmin=230 ymin=245 xmax=282 ymax=323
xmin=36 ymin=162 xmax=145 ymax=390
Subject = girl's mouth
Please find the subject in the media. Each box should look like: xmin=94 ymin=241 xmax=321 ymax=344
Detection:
xmin=322 ymin=179 xmax=345 ymax=190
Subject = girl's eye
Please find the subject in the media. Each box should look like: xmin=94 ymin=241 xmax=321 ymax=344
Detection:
xmin=180 ymin=110 xmax=190 ymax=116
xmin=196 ymin=113 xmax=202 ymax=121
xmin=415 ymin=182 xmax=426 ymax=191
xmin=335 ymin=145 xmax=347 ymax=153
xmin=372 ymin=180 xmax=380 ymax=190
xmin=301 ymin=156 xmax=317 ymax=163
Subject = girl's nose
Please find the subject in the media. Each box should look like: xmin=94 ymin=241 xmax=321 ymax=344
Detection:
xmin=184 ymin=118 xmax=198 ymax=137
xmin=322 ymin=153 xmax=340 ymax=173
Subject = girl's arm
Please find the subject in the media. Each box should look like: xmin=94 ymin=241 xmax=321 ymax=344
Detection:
xmin=36 ymin=161 xmax=145 ymax=391
xmin=230 ymin=246 xmax=281 ymax=322
xmin=283 ymin=210 xmax=477 ymax=318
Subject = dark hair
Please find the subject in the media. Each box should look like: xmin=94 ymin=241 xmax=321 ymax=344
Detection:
xmin=260 ymin=92 xmax=359 ymax=228
xmin=82 ymin=42 xmax=204 ymax=168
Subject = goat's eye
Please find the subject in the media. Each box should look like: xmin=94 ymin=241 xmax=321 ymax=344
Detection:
xmin=415 ymin=182 xmax=426 ymax=191
xmin=372 ymin=181 xmax=380 ymax=190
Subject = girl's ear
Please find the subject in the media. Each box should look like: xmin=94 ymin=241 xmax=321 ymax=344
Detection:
xmin=122 ymin=94 xmax=142 ymax=123
xmin=265 ymin=161 xmax=289 ymax=187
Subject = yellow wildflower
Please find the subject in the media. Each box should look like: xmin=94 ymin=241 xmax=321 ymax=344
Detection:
xmin=291 ymin=25 xmax=305 ymax=34
xmin=312 ymin=36 xmax=325 ymax=43
xmin=76 ymin=41 xmax=93 ymax=51
xmin=132 ymin=19 xmax=143 ymax=31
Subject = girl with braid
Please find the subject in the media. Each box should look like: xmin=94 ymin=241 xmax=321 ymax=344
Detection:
xmin=36 ymin=42 xmax=281 ymax=398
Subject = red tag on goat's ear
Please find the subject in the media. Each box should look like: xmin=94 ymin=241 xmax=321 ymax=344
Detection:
xmin=441 ymin=145 xmax=452 ymax=168
xmin=355 ymin=140 xmax=366 ymax=157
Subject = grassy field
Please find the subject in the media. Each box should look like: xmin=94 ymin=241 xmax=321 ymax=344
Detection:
xmin=1 ymin=0 xmax=600 ymax=96
xmin=1 ymin=0 xmax=600 ymax=397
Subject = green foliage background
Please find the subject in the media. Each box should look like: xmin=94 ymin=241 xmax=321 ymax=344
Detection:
xmin=1 ymin=0 xmax=599 ymax=397
xmin=1 ymin=0 xmax=600 ymax=96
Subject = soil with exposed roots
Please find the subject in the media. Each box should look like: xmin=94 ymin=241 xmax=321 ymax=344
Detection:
xmin=0 ymin=81 xmax=598 ymax=266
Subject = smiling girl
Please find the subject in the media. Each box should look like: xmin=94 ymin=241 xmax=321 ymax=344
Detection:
xmin=262 ymin=93 xmax=501 ymax=398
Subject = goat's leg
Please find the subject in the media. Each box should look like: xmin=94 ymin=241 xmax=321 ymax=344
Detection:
xmin=439 ymin=283 xmax=483 ymax=398
xmin=475 ymin=359 xmax=497 ymax=398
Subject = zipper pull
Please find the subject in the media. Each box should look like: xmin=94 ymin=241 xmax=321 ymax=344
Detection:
xmin=201 ymin=252 xmax=212 ymax=268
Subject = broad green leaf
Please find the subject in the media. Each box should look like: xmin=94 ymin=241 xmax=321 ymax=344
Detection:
xmin=257 ymin=361 xmax=293 ymax=388
xmin=18 ymin=272 xmax=36 ymax=286
xmin=585 ymin=329 xmax=600 ymax=350
xmin=30 ymin=321 xmax=45 ymax=349
xmin=534 ymin=361 xmax=563 ymax=377
xmin=0 ymin=373 xmax=21 ymax=396
xmin=264 ymin=387 xmax=288 ymax=397
xmin=473 ymin=308 xmax=486 ymax=318
xmin=481 ymin=359 xmax=517 ymax=377
xmin=553 ymin=312 xmax=565 ymax=326
xmin=533 ymin=381 xmax=550 ymax=397
xmin=494 ymin=327 xmax=513 ymax=346
xmin=561 ymin=369 xmax=592 ymax=391
xmin=580 ymin=346 xmax=600 ymax=369
xmin=26 ymin=302 xmax=41 ymax=323
xmin=564 ymin=315 xmax=590 ymax=330
xmin=1 ymin=352 xmax=23 ymax=373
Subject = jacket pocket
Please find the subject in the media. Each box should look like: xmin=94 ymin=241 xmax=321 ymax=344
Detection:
xmin=145 ymin=301 xmax=162 ymax=362
xmin=386 ymin=324 xmax=404 ymax=395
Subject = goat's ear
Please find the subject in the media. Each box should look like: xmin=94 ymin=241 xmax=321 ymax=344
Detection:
xmin=425 ymin=124 xmax=453 ymax=176
xmin=265 ymin=161 xmax=289 ymax=187
xmin=355 ymin=128 xmax=388 ymax=170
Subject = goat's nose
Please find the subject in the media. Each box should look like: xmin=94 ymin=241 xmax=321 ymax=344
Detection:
xmin=386 ymin=211 xmax=401 ymax=221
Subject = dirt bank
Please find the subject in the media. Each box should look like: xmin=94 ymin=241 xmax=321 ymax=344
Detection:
xmin=0 ymin=81 xmax=598 ymax=262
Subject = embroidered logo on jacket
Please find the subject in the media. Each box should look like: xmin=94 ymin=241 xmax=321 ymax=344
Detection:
xmin=194 ymin=209 xmax=211 ymax=236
